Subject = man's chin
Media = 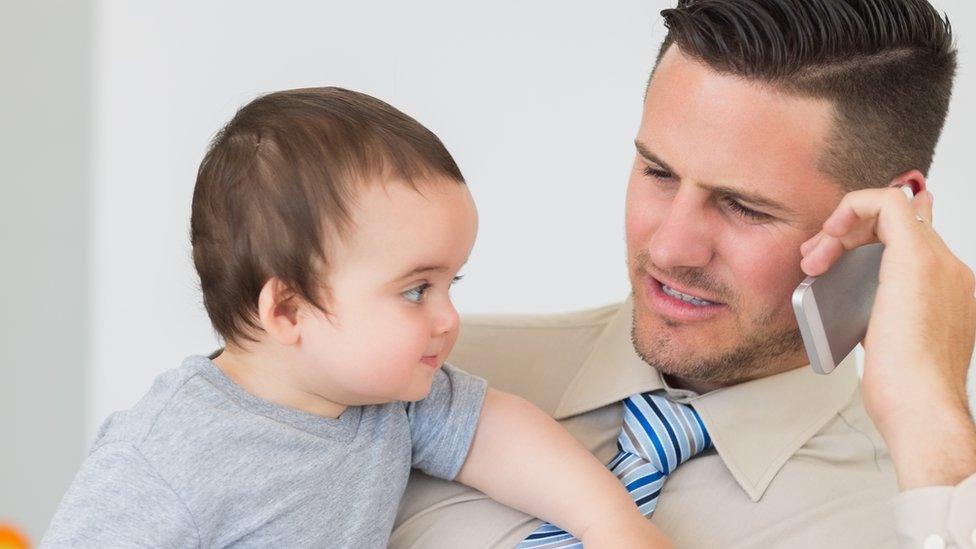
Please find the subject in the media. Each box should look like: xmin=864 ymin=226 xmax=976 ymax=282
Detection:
xmin=633 ymin=299 xmax=728 ymax=351
xmin=630 ymin=309 xmax=806 ymax=388
xmin=633 ymin=334 xmax=746 ymax=386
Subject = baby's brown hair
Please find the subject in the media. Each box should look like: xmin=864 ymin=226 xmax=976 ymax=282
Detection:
xmin=190 ymin=87 xmax=465 ymax=346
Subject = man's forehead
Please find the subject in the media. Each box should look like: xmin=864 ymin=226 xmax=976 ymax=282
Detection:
xmin=647 ymin=49 xmax=833 ymax=136
xmin=640 ymin=48 xmax=840 ymax=218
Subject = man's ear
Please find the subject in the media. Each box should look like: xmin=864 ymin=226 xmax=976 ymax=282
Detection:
xmin=257 ymin=278 xmax=302 ymax=346
xmin=888 ymin=169 xmax=928 ymax=196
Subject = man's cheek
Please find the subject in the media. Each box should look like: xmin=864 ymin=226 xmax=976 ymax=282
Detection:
xmin=624 ymin=218 xmax=653 ymax=252
xmin=728 ymin=254 xmax=797 ymax=308
xmin=752 ymin=272 xmax=803 ymax=322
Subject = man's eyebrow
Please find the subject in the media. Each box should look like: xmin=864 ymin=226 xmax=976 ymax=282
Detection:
xmin=701 ymin=184 xmax=797 ymax=217
xmin=634 ymin=139 xmax=796 ymax=216
xmin=634 ymin=140 xmax=677 ymax=175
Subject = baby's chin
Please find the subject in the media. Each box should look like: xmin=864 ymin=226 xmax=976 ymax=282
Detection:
xmin=393 ymin=371 xmax=439 ymax=403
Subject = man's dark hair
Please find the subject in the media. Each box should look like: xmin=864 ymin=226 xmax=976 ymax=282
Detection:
xmin=191 ymin=87 xmax=465 ymax=346
xmin=654 ymin=0 xmax=957 ymax=190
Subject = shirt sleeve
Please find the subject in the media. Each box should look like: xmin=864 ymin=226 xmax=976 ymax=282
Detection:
xmin=894 ymin=472 xmax=976 ymax=549
xmin=41 ymin=442 xmax=200 ymax=549
xmin=406 ymin=363 xmax=488 ymax=481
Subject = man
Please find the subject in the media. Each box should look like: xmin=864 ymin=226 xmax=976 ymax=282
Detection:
xmin=391 ymin=1 xmax=976 ymax=547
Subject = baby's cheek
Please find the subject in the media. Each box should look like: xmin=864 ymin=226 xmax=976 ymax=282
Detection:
xmin=442 ymin=328 xmax=460 ymax=357
xmin=373 ymin=316 xmax=429 ymax=363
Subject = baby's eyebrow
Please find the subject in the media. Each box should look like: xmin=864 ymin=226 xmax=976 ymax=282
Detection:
xmin=394 ymin=264 xmax=450 ymax=281
xmin=393 ymin=259 xmax=470 ymax=282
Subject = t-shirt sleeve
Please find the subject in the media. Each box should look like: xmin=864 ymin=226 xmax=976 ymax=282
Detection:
xmin=41 ymin=442 xmax=200 ymax=549
xmin=406 ymin=363 xmax=488 ymax=481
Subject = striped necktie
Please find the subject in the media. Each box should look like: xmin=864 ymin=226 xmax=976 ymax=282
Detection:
xmin=517 ymin=392 xmax=712 ymax=548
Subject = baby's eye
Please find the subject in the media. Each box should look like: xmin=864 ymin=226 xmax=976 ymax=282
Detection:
xmin=402 ymin=283 xmax=430 ymax=303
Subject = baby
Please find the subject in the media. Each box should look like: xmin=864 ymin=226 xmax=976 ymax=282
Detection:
xmin=42 ymin=88 xmax=669 ymax=548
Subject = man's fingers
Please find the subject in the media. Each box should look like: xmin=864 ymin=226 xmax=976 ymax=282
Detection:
xmin=801 ymin=235 xmax=845 ymax=276
xmin=801 ymin=187 xmax=935 ymax=276
xmin=800 ymin=231 xmax=824 ymax=256
xmin=912 ymin=190 xmax=934 ymax=224
xmin=822 ymin=187 xmax=925 ymax=247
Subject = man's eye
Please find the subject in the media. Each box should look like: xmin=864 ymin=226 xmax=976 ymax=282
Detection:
xmin=725 ymin=198 xmax=771 ymax=221
xmin=402 ymin=283 xmax=430 ymax=303
xmin=643 ymin=166 xmax=674 ymax=180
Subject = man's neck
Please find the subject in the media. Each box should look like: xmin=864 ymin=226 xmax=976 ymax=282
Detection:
xmin=663 ymin=352 xmax=811 ymax=395
xmin=662 ymin=374 xmax=726 ymax=395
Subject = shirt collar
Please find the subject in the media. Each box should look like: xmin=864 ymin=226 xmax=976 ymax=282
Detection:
xmin=553 ymin=297 xmax=859 ymax=502
xmin=553 ymin=297 xmax=664 ymax=420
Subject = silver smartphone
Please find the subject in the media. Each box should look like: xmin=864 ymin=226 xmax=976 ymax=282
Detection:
xmin=791 ymin=242 xmax=884 ymax=375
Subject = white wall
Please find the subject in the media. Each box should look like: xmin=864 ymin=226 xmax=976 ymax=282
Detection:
xmin=89 ymin=0 xmax=976 ymax=434
xmin=1 ymin=0 xmax=92 ymax=541
xmin=87 ymin=0 xmax=665 ymax=431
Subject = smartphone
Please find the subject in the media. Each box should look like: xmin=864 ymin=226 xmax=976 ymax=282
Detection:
xmin=792 ymin=242 xmax=884 ymax=374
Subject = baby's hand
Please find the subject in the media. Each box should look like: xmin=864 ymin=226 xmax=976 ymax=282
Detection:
xmin=580 ymin=515 xmax=673 ymax=549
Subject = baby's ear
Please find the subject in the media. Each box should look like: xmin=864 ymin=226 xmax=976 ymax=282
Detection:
xmin=257 ymin=277 xmax=302 ymax=346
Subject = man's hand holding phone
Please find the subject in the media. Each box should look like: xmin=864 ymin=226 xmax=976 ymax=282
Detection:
xmin=799 ymin=181 xmax=976 ymax=490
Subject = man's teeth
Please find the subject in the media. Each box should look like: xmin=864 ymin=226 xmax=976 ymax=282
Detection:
xmin=661 ymin=284 xmax=714 ymax=306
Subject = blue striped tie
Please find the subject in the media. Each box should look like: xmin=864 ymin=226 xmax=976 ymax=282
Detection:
xmin=517 ymin=393 xmax=712 ymax=548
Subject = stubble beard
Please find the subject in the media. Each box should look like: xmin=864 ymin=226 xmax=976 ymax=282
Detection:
xmin=630 ymin=309 xmax=803 ymax=386
xmin=629 ymin=252 xmax=805 ymax=386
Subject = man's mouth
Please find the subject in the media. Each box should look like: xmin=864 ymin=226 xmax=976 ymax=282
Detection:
xmin=660 ymin=283 xmax=716 ymax=307
xmin=642 ymin=274 xmax=726 ymax=323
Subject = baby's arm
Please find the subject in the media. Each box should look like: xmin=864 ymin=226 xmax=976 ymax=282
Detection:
xmin=455 ymin=388 xmax=671 ymax=548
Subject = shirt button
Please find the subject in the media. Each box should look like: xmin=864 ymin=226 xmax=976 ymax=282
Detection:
xmin=922 ymin=534 xmax=945 ymax=549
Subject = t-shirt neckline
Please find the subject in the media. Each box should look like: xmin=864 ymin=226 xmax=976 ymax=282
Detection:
xmin=184 ymin=354 xmax=364 ymax=441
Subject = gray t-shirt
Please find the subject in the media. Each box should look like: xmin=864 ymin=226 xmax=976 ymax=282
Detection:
xmin=42 ymin=355 xmax=487 ymax=548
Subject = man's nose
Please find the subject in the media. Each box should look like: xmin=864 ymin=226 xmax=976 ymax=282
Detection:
xmin=646 ymin=191 xmax=715 ymax=269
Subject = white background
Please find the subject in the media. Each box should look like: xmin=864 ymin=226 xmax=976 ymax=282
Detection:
xmin=2 ymin=0 xmax=973 ymax=541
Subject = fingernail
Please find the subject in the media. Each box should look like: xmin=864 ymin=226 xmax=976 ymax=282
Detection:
xmin=800 ymin=233 xmax=822 ymax=256
xmin=800 ymin=239 xmax=813 ymax=256
xmin=811 ymin=236 xmax=832 ymax=259
xmin=799 ymin=255 xmax=819 ymax=277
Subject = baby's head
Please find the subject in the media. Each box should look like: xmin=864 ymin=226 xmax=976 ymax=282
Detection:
xmin=191 ymin=87 xmax=477 ymax=407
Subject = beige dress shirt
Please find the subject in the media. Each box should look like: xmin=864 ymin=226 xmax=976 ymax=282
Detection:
xmin=391 ymin=299 xmax=976 ymax=548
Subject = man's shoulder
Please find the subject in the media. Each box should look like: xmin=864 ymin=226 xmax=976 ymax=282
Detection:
xmin=448 ymin=301 xmax=625 ymax=400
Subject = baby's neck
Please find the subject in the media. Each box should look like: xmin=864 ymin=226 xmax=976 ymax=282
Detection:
xmin=213 ymin=346 xmax=348 ymax=419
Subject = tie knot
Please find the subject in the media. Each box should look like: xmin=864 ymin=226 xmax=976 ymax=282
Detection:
xmin=618 ymin=392 xmax=712 ymax=475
